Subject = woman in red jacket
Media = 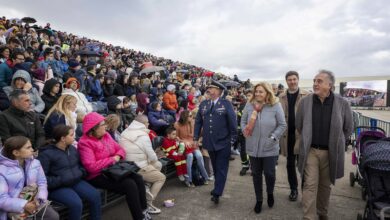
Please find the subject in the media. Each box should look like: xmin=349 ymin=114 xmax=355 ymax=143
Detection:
xmin=77 ymin=112 xmax=151 ymax=220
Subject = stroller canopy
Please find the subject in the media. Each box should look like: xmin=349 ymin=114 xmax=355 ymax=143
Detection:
xmin=362 ymin=139 xmax=390 ymax=171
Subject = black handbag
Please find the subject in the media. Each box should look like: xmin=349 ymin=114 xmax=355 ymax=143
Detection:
xmin=102 ymin=161 xmax=140 ymax=181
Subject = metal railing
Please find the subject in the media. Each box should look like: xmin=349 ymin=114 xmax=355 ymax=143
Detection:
xmin=357 ymin=113 xmax=390 ymax=136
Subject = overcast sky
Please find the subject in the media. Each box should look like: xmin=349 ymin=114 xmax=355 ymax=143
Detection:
xmin=1 ymin=0 xmax=390 ymax=80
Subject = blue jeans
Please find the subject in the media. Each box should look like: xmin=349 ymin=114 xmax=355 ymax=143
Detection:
xmin=49 ymin=180 xmax=101 ymax=220
xmin=186 ymin=149 xmax=209 ymax=182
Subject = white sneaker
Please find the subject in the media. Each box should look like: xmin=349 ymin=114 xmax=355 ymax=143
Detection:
xmin=147 ymin=203 xmax=161 ymax=214
xmin=178 ymin=175 xmax=185 ymax=181
xmin=208 ymin=175 xmax=215 ymax=181
xmin=142 ymin=209 xmax=153 ymax=220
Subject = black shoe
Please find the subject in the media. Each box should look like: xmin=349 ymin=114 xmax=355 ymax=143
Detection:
xmin=267 ymin=194 xmax=274 ymax=208
xmin=289 ymin=190 xmax=298 ymax=201
xmin=210 ymin=190 xmax=215 ymax=196
xmin=239 ymin=167 xmax=248 ymax=176
xmin=254 ymin=201 xmax=262 ymax=213
xmin=211 ymin=195 xmax=219 ymax=204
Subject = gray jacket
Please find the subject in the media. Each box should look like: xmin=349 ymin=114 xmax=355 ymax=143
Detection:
xmin=296 ymin=93 xmax=353 ymax=184
xmin=3 ymin=70 xmax=45 ymax=113
xmin=241 ymin=102 xmax=287 ymax=158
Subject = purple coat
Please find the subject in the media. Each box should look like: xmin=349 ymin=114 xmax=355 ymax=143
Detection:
xmin=0 ymin=153 xmax=48 ymax=220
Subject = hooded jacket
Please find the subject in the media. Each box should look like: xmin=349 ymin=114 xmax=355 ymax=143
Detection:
xmin=119 ymin=120 xmax=158 ymax=168
xmin=3 ymin=70 xmax=45 ymax=113
xmin=41 ymin=78 xmax=61 ymax=115
xmin=77 ymin=112 xmax=126 ymax=180
xmin=0 ymin=153 xmax=48 ymax=220
xmin=37 ymin=144 xmax=86 ymax=190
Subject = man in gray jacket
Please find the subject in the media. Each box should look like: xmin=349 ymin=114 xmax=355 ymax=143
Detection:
xmin=296 ymin=70 xmax=353 ymax=220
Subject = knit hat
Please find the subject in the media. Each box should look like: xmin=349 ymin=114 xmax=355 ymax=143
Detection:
xmin=167 ymin=84 xmax=175 ymax=92
xmin=65 ymin=77 xmax=80 ymax=90
xmin=82 ymin=112 xmax=105 ymax=134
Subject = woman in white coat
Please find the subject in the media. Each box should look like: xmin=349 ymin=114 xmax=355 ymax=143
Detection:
xmin=119 ymin=114 xmax=166 ymax=215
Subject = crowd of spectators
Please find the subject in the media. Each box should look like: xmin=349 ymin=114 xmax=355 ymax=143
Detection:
xmin=0 ymin=16 xmax=252 ymax=220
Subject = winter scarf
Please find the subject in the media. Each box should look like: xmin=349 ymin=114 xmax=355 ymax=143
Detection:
xmin=243 ymin=102 xmax=263 ymax=137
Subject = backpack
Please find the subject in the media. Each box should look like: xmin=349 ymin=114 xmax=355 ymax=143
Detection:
xmin=191 ymin=162 xmax=205 ymax=186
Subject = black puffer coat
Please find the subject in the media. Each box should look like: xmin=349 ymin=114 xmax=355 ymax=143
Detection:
xmin=37 ymin=144 xmax=86 ymax=190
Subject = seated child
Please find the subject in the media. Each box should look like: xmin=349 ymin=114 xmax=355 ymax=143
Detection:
xmin=161 ymin=127 xmax=194 ymax=187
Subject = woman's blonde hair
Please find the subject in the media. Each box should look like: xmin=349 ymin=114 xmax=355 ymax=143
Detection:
xmin=250 ymin=82 xmax=278 ymax=105
xmin=44 ymin=95 xmax=77 ymax=129
xmin=105 ymin=114 xmax=121 ymax=131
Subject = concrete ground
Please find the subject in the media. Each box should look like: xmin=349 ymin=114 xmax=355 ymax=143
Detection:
xmin=102 ymin=148 xmax=366 ymax=220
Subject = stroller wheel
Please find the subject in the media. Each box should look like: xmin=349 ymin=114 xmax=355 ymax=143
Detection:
xmin=349 ymin=172 xmax=355 ymax=187
xmin=356 ymin=213 xmax=363 ymax=220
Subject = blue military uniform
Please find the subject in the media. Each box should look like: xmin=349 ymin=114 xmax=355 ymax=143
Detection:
xmin=194 ymin=81 xmax=237 ymax=201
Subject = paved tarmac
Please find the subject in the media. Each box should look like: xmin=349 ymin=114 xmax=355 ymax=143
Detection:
xmin=355 ymin=110 xmax=390 ymax=122
xmin=102 ymin=148 xmax=366 ymax=220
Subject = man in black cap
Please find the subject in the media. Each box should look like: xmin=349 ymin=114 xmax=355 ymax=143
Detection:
xmin=194 ymin=79 xmax=238 ymax=204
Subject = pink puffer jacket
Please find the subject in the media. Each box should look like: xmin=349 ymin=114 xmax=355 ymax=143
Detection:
xmin=77 ymin=133 xmax=126 ymax=180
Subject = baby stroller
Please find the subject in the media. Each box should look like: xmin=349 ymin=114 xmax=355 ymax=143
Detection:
xmin=350 ymin=126 xmax=387 ymax=200
xmin=357 ymin=138 xmax=390 ymax=220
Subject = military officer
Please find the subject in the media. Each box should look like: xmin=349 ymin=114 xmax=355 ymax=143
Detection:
xmin=194 ymin=80 xmax=238 ymax=204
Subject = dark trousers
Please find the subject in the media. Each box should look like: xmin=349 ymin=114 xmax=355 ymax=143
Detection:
xmin=238 ymin=135 xmax=249 ymax=167
xmin=208 ymin=146 xmax=231 ymax=196
xmin=287 ymin=133 xmax=298 ymax=191
xmin=89 ymin=173 xmax=147 ymax=220
xmin=250 ymin=156 xmax=278 ymax=202
xmin=49 ymin=180 xmax=101 ymax=220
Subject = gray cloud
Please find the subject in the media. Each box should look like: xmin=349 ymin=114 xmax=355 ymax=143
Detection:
xmin=1 ymin=0 xmax=390 ymax=80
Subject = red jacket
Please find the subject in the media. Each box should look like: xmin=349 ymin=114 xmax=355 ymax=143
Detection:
xmin=78 ymin=133 xmax=126 ymax=180
xmin=162 ymin=137 xmax=193 ymax=157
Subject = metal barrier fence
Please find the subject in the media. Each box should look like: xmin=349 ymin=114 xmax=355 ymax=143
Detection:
xmin=357 ymin=113 xmax=390 ymax=136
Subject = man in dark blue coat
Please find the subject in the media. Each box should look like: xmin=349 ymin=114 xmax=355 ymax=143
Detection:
xmin=194 ymin=80 xmax=237 ymax=204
